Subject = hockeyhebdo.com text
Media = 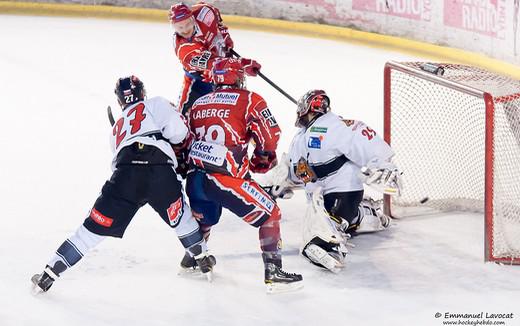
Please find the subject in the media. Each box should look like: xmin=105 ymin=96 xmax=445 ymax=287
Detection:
xmin=434 ymin=311 xmax=515 ymax=325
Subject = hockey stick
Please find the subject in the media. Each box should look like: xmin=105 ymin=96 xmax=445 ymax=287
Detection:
xmin=229 ymin=49 xmax=298 ymax=104
xmin=107 ymin=106 xmax=115 ymax=127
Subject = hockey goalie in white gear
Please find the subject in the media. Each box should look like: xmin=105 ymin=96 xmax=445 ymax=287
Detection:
xmin=259 ymin=89 xmax=402 ymax=272
xmin=260 ymin=153 xmax=395 ymax=272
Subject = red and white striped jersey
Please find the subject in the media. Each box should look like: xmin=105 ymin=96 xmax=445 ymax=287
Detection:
xmin=188 ymin=88 xmax=281 ymax=178
xmin=173 ymin=3 xmax=228 ymax=78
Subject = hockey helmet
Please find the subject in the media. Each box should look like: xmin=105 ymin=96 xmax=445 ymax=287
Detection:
xmin=169 ymin=3 xmax=193 ymax=23
xmin=114 ymin=75 xmax=146 ymax=107
xmin=211 ymin=58 xmax=245 ymax=88
xmin=295 ymin=89 xmax=330 ymax=127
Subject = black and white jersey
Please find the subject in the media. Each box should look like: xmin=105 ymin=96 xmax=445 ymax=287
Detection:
xmin=110 ymin=96 xmax=188 ymax=170
xmin=288 ymin=111 xmax=394 ymax=194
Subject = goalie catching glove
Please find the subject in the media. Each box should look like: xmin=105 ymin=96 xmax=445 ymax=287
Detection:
xmin=359 ymin=159 xmax=403 ymax=196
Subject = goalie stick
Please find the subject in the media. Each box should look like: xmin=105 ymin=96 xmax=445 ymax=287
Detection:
xmin=229 ymin=49 xmax=297 ymax=105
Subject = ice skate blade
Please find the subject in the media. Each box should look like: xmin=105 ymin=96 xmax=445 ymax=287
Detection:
xmin=30 ymin=274 xmax=45 ymax=294
xmin=178 ymin=267 xmax=214 ymax=283
xmin=205 ymin=270 xmax=214 ymax=283
xmin=265 ymin=281 xmax=304 ymax=294
xmin=178 ymin=267 xmax=202 ymax=276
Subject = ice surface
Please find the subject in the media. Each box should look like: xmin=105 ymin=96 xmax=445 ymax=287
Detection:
xmin=1 ymin=15 xmax=519 ymax=326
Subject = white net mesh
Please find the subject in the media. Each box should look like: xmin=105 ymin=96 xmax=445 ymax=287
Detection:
xmin=386 ymin=62 xmax=520 ymax=263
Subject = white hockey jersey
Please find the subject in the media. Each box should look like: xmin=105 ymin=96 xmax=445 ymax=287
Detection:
xmin=110 ymin=96 xmax=188 ymax=170
xmin=288 ymin=111 xmax=394 ymax=194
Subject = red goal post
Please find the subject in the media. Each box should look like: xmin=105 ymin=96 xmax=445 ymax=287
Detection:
xmin=383 ymin=61 xmax=520 ymax=264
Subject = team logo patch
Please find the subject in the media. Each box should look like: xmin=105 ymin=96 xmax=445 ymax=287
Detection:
xmin=167 ymin=197 xmax=184 ymax=227
xmin=90 ymin=208 xmax=114 ymax=227
xmin=342 ymin=119 xmax=355 ymax=127
xmin=260 ymin=108 xmax=278 ymax=127
xmin=310 ymin=126 xmax=328 ymax=133
xmin=307 ymin=136 xmax=322 ymax=149
xmin=240 ymin=182 xmax=274 ymax=212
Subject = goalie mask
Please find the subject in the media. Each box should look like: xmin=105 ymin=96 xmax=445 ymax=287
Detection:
xmin=211 ymin=58 xmax=246 ymax=89
xmin=115 ymin=75 xmax=146 ymax=108
xmin=295 ymin=90 xmax=330 ymax=128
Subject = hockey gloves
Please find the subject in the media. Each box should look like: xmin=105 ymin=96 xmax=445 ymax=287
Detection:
xmin=359 ymin=161 xmax=403 ymax=196
xmin=250 ymin=149 xmax=277 ymax=174
xmin=171 ymin=132 xmax=193 ymax=179
xmin=221 ymin=28 xmax=234 ymax=57
xmin=240 ymin=58 xmax=261 ymax=77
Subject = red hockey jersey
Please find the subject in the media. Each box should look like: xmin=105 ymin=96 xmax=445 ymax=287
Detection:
xmin=188 ymin=88 xmax=281 ymax=178
xmin=173 ymin=3 xmax=229 ymax=79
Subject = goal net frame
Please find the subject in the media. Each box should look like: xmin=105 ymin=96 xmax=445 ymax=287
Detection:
xmin=383 ymin=61 xmax=520 ymax=265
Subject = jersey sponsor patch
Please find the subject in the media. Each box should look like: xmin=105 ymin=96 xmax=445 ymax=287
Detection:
xmin=310 ymin=126 xmax=328 ymax=133
xmin=307 ymin=136 xmax=322 ymax=149
xmin=260 ymin=108 xmax=278 ymax=127
xmin=195 ymin=92 xmax=240 ymax=106
xmin=167 ymin=197 xmax=183 ymax=227
xmin=241 ymin=181 xmax=274 ymax=212
xmin=89 ymin=208 xmax=114 ymax=227
xmin=196 ymin=7 xmax=215 ymax=26
xmin=189 ymin=140 xmax=228 ymax=166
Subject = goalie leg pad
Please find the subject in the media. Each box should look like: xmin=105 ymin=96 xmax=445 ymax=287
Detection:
xmin=302 ymin=241 xmax=344 ymax=273
xmin=356 ymin=198 xmax=391 ymax=233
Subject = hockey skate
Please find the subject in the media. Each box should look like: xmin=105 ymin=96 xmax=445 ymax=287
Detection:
xmin=31 ymin=266 xmax=58 ymax=293
xmin=178 ymin=251 xmax=216 ymax=282
xmin=263 ymin=253 xmax=303 ymax=294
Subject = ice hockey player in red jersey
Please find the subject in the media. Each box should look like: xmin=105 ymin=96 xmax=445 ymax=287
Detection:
xmin=181 ymin=57 xmax=303 ymax=293
xmin=169 ymin=1 xmax=260 ymax=116
xmin=31 ymin=76 xmax=213 ymax=293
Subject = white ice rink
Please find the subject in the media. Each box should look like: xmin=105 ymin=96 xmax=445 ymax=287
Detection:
xmin=1 ymin=15 xmax=519 ymax=326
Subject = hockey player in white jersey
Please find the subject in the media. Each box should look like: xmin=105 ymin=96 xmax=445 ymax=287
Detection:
xmin=263 ymin=90 xmax=401 ymax=272
xmin=31 ymin=76 xmax=213 ymax=292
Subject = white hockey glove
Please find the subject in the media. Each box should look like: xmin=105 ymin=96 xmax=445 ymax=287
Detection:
xmin=258 ymin=153 xmax=302 ymax=200
xmin=359 ymin=160 xmax=403 ymax=196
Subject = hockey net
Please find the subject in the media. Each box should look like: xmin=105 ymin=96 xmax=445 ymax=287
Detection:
xmin=384 ymin=61 xmax=520 ymax=264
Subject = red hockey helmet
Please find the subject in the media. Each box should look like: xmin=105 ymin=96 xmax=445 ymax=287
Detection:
xmin=169 ymin=2 xmax=193 ymax=23
xmin=211 ymin=58 xmax=245 ymax=87
xmin=295 ymin=90 xmax=330 ymax=127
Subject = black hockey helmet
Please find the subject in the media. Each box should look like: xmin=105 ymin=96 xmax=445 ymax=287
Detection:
xmin=114 ymin=75 xmax=146 ymax=108
xmin=295 ymin=89 xmax=330 ymax=127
